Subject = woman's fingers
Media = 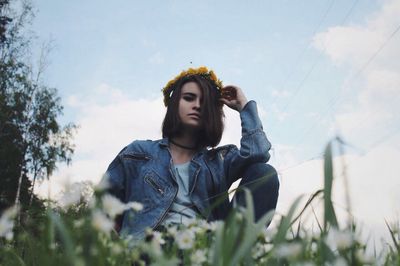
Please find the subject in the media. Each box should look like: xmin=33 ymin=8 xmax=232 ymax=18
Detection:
xmin=220 ymin=85 xmax=248 ymax=111
xmin=221 ymin=86 xmax=238 ymax=100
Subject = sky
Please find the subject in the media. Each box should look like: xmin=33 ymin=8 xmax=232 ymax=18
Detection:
xmin=28 ymin=0 xmax=400 ymax=247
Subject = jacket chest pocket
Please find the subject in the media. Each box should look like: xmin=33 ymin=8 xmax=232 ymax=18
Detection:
xmin=121 ymin=152 xmax=151 ymax=161
xmin=144 ymin=172 xmax=165 ymax=196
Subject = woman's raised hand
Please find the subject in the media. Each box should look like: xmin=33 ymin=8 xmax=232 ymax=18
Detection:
xmin=219 ymin=85 xmax=248 ymax=112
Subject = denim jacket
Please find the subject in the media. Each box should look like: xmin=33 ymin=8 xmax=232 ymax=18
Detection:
xmin=104 ymin=100 xmax=271 ymax=240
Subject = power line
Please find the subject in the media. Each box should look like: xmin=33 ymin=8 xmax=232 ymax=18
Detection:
xmin=290 ymin=21 xmax=400 ymax=152
xmin=267 ymin=0 xmax=336 ymax=112
xmin=268 ymin=0 xmax=359 ymax=132
xmin=366 ymin=126 xmax=400 ymax=152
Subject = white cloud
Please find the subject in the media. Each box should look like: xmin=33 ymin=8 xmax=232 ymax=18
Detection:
xmin=271 ymin=103 xmax=290 ymax=122
xmin=271 ymin=89 xmax=291 ymax=98
xmin=148 ymin=52 xmax=164 ymax=65
xmin=313 ymin=0 xmax=400 ymax=68
xmin=312 ymin=0 xmax=400 ymax=148
xmin=37 ymin=85 xmax=166 ymax=199
xmin=285 ymin=0 xmax=400 ymax=245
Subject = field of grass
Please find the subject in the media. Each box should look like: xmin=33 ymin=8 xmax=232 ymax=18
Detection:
xmin=1 ymin=139 xmax=399 ymax=265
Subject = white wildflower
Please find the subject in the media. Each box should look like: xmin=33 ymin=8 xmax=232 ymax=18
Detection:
xmin=252 ymin=242 xmax=266 ymax=259
xmin=252 ymin=242 xmax=272 ymax=259
xmin=0 ymin=206 xmax=18 ymax=240
xmin=190 ymin=225 xmax=205 ymax=235
xmin=74 ymin=258 xmax=85 ymax=266
xmin=88 ymin=196 xmax=97 ymax=209
xmin=152 ymin=231 xmax=166 ymax=245
xmin=262 ymin=227 xmax=277 ymax=242
xmin=91 ymin=209 xmax=114 ymax=234
xmin=311 ymin=242 xmax=318 ymax=253
xmin=235 ymin=212 xmax=244 ymax=222
xmin=75 ymin=245 xmax=83 ymax=254
xmin=59 ymin=186 xmax=82 ymax=208
xmin=73 ymin=219 xmax=85 ymax=228
xmin=147 ymin=238 xmax=162 ymax=256
xmin=111 ymin=244 xmax=123 ymax=255
xmin=126 ymin=201 xmax=143 ymax=212
xmin=175 ymin=229 xmax=195 ymax=250
xmin=167 ymin=225 xmax=178 ymax=237
xmin=293 ymin=262 xmax=315 ymax=266
xmin=325 ymin=228 xmax=353 ymax=250
xmin=197 ymin=219 xmax=209 ymax=227
xmin=332 ymin=257 xmax=348 ymax=266
xmin=101 ymin=194 xmax=126 ymax=218
xmin=274 ymin=242 xmax=302 ymax=259
xmin=90 ymin=246 xmax=99 ymax=256
xmin=356 ymin=250 xmax=374 ymax=264
xmin=190 ymin=249 xmax=207 ymax=265
xmin=207 ymin=220 xmax=222 ymax=231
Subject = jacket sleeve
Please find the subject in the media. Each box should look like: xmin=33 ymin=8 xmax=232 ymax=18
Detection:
xmin=223 ymin=100 xmax=271 ymax=186
xmin=102 ymin=146 xmax=127 ymax=203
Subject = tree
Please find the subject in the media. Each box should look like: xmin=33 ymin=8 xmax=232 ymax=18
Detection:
xmin=0 ymin=0 xmax=77 ymax=212
xmin=0 ymin=0 xmax=11 ymax=43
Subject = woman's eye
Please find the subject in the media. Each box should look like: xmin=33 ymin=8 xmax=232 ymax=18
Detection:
xmin=183 ymin=96 xmax=194 ymax=101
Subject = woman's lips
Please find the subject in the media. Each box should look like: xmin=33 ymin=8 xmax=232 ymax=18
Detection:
xmin=188 ymin=114 xmax=200 ymax=119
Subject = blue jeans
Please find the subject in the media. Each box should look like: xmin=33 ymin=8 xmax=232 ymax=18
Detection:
xmin=230 ymin=163 xmax=280 ymax=225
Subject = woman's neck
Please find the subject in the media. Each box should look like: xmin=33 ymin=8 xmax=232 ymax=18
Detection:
xmin=169 ymin=135 xmax=199 ymax=164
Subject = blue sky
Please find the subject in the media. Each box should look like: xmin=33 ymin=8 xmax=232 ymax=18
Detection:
xmin=30 ymin=0 xmax=400 ymax=246
xmin=31 ymin=0 xmax=383 ymax=159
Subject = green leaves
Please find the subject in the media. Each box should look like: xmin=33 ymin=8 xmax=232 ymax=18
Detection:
xmin=0 ymin=0 xmax=77 ymax=212
xmin=211 ymin=188 xmax=275 ymax=266
xmin=323 ymin=141 xmax=338 ymax=231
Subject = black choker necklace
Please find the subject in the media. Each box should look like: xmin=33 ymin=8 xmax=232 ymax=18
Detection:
xmin=169 ymin=139 xmax=198 ymax=150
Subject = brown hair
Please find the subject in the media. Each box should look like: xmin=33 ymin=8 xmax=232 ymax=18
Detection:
xmin=161 ymin=75 xmax=225 ymax=148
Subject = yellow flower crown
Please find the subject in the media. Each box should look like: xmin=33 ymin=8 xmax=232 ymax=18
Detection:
xmin=162 ymin=66 xmax=223 ymax=106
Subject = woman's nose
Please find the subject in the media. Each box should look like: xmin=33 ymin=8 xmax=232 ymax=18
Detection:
xmin=193 ymin=98 xmax=201 ymax=109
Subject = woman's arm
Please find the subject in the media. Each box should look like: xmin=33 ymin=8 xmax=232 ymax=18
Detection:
xmin=220 ymin=86 xmax=272 ymax=186
xmin=102 ymin=146 xmax=127 ymax=202
xmin=101 ymin=146 xmax=128 ymax=232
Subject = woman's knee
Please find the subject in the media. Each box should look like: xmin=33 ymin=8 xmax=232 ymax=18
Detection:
xmin=242 ymin=163 xmax=280 ymax=191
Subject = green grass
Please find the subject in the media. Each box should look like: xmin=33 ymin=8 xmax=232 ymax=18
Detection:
xmin=1 ymin=138 xmax=399 ymax=265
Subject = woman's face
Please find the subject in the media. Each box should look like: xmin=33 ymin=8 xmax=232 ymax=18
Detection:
xmin=178 ymin=81 xmax=203 ymax=130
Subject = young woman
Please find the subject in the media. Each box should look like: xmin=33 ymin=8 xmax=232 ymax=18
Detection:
xmin=104 ymin=67 xmax=279 ymax=240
